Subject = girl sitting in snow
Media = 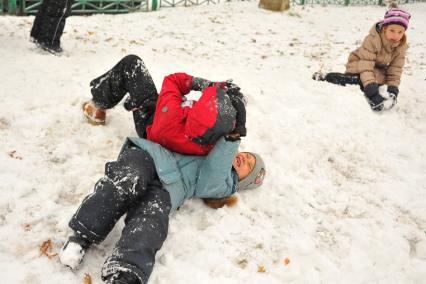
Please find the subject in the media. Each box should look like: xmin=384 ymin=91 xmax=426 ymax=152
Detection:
xmin=313 ymin=7 xmax=410 ymax=112
xmin=82 ymin=54 xmax=247 ymax=155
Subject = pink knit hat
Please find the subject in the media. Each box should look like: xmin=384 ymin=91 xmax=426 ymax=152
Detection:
xmin=382 ymin=8 xmax=411 ymax=30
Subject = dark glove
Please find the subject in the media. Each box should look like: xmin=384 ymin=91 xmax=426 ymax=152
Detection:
xmin=211 ymin=79 xmax=240 ymax=93
xmin=230 ymin=94 xmax=247 ymax=137
xmin=224 ymin=81 xmax=241 ymax=96
xmin=191 ymin=77 xmax=212 ymax=92
xmin=212 ymin=80 xmax=247 ymax=137
xmin=387 ymin=85 xmax=399 ymax=97
xmin=387 ymin=85 xmax=399 ymax=105
xmin=381 ymin=85 xmax=399 ymax=110
xmin=226 ymin=88 xmax=247 ymax=137
xmin=364 ymin=83 xmax=384 ymax=112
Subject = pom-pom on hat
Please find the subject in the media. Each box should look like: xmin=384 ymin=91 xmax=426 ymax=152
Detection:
xmin=237 ymin=153 xmax=266 ymax=190
xmin=382 ymin=8 xmax=411 ymax=30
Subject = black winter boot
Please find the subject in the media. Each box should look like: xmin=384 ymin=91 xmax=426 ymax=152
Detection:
xmin=35 ymin=40 xmax=63 ymax=54
xmin=105 ymin=272 xmax=141 ymax=284
xmin=312 ymin=71 xmax=326 ymax=81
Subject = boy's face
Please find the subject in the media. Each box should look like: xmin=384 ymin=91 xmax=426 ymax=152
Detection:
xmin=233 ymin=152 xmax=256 ymax=181
xmin=384 ymin=24 xmax=405 ymax=42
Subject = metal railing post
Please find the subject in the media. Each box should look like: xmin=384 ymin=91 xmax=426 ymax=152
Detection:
xmin=8 ymin=0 xmax=17 ymax=14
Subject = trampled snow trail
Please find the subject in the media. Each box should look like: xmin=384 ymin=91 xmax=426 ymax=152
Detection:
xmin=1 ymin=3 xmax=426 ymax=283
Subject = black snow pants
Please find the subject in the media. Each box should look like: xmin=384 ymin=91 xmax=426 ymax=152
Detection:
xmin=30 ymin=0 xmax=73 ymax=48
xmin=324 ymin=72 xmax=364 ymax=90
xmin=90 ymin=54 xmax=159 ymax=138
xmin=69 ymin=147 xmax=171 ymax=284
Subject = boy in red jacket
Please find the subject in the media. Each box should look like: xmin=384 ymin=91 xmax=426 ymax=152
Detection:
xmin=83 ymin=54 xmax=246 ymax=155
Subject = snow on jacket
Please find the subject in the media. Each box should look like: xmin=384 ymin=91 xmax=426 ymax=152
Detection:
xmin=121 ymin=137 xmax=239 ymax=212
xmin=345 ymin=22 xmax=408 ymax=87
xmin=146 ymin=73 xmax=236 ymax=156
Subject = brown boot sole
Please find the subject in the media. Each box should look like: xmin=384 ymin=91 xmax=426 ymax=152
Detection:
xmin=82 ymin=102 xmax=106 ymax=125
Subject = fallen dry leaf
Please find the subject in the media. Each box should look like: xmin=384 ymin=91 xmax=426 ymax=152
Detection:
xmin=40 ymin=239 xmax=58 ymax=259
xmin=257 ymin=265 xmax=266 ymax=273
xmin=22 ymin=224 xmax=31 ymax=232
xmin=237 ymin=259 xmax=248 ymax=269
xmin=284 ymin=258 xmax=290 ymax=266
xmin=83 ymin=273 xmax=92 ymax=284
xmin=8 ymin=150 xmax=23 ymax=160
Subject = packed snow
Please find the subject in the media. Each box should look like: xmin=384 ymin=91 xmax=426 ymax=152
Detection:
xmin=1 ymin=2 xmax=426 ymax=283
xmin=59 ymin=241 xmax=86 ymax=270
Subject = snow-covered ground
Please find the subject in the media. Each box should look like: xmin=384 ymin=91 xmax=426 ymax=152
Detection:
xmin=1 ymin=2 xmax=426 ymax=283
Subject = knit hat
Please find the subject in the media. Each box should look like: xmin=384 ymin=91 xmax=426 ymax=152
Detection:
xmin=237 ymin=152 xmax=266 ymax=190
xmin=382 ymin=8 xmax=411 ymax=30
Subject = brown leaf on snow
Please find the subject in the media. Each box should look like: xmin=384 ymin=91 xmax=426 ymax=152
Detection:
xmin=8 ymin=150 xmax=23 ymax=160
xmin=208 ymin=16 xmax=222 ymax=24
xmin=257 ymin=265 xmax=266 ymax=273
xmin=284 ymin=257 xmax=290 ymax=266
xmin=237 ymin=259 xmax=248 ymax=269
xmin=83 ymin=273 xmax=92 ymax=284
xmin=87 ymin=31 xmax=95 ymax=36
xmin=40 ymin=239 xmax=58 ymax=259
xmin=22 ymin=224 xmax=31 ymax=232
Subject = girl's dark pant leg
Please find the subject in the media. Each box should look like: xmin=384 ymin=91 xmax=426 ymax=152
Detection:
xmin=68 ymin=148 xmax=157 ymax=244
xmin=89 ymin=55 xmax=158 ymax=110
xmin=102 ymin=184 xmax=171 ymax=284
xmin=325 ymin=72 xmax=361 ymax=87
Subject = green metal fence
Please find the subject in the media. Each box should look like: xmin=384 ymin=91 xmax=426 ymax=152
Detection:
xmin=293 ymin=0 xmax=425 ymax=4
xmin=2 ymin=0 xmax=17 ymax=13
xmin=161 ymin=0 xmax=219 ymax=7
xmin=3 ymin=0 xmax=18 ymax=13
xmin=5 ymin=0 xmax=221 ymax=14
xmin=22 ymin=0 xmax=147 ymax=14
xmin=2 ymin=0 xmax=426 ymax=15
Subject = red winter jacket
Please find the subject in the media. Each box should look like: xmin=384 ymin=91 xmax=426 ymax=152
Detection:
xmin=146 ymin=73 xmax=236 ymax=156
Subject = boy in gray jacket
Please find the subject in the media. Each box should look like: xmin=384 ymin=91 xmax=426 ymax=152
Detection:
xmin=59 ymin=136 xmax=265 ymax=284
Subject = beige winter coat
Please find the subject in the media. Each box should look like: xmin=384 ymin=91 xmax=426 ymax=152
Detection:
xmin=345 ymin=23 xmax=408 ymax=87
